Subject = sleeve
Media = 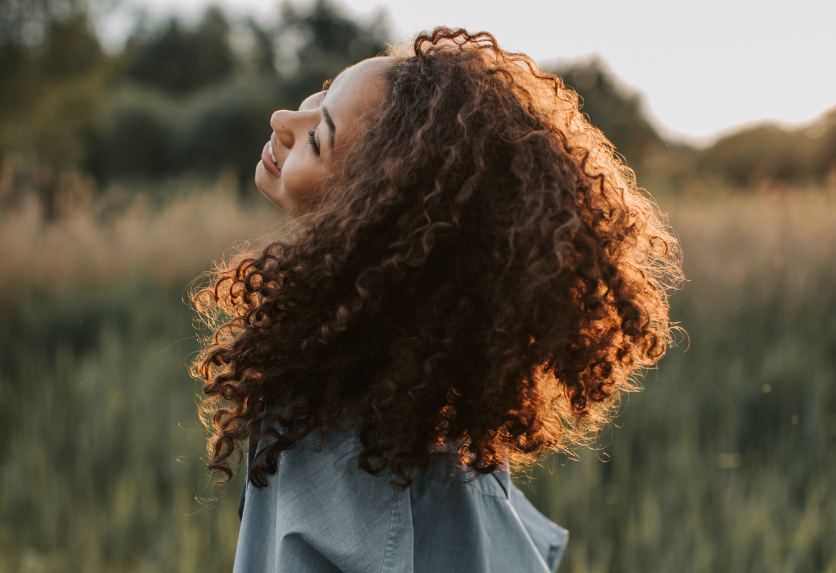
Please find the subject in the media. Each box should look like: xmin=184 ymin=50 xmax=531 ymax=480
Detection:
xmin=407 ymin=462 xmax=569 ymax=573
xmin=234 ymin=429 xmax=415 ymax=573
xmin=508 ymin=483 xmax=569 ymax=572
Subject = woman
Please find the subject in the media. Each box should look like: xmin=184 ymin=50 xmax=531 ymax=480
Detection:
xmin=195 ymin=27 xmax=681 ymax=572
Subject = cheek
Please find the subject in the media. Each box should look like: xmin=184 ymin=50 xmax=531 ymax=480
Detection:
xmin=282 ymin=156 xmax=324 ymax=203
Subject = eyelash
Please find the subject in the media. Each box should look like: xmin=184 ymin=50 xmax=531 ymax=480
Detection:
xmin=307 ymin=130 xmax=320 ymax=156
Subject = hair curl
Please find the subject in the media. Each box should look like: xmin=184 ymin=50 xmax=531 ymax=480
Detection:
xmin=193 ymin=28 xmax=682 ymax=488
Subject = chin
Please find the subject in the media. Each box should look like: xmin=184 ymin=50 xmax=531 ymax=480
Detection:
xmin=255 ymin=163 xmax=281 ymax=205
xmin=254 ymin=160 xmax=269 ymax=192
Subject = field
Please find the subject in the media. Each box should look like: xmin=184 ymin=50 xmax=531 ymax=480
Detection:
xmin=1 ymin=179 xmax=834 ymax=572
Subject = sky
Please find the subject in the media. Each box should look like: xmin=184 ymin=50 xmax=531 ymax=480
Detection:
xmin=99 ymin=0 xmax=836 ymax=147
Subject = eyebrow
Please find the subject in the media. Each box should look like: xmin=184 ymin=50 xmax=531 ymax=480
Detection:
xmin=322 ymin=106 xmax=336 ymax=151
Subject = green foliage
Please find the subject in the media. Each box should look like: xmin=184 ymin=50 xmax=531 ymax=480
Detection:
xmin=0 ymin=13 xmax=108 ymax=170
xmin=2 ymin=0 xmax=833 ymax=192
xmin=0 ymin=0 xmax=391 ymax=195
xmin=124 ymin=7 xmax=236 ymax=95
xmin=549 ymin=58 xmax=666 ymax=172
xmin=80 ymin=0 xmax=388 ymax=189
xmin=169 ymin=76 xmax=286 ymax=183
xmin=696 ymin=110 xmax=836 ymax=186
xmin=275 ymin=0 xmax=389 ymax=104
xmin=88 ymin=86 xmax=175 ymax=180
xmin=547 ymin=59 xmax=836 ymax=189
xmin=0 ymin=0 xmax=89 ymax=47
xmin=87 ymin=76 xmax=286 ymax=184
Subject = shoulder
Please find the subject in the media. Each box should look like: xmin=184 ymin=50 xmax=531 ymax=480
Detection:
xmin=235 ymin=428 xmax=568 ymax=573
xmin=408 ymin=457 xmax=568 ymax=573
xmin=235 ymin=427 xmax=413 ymax=573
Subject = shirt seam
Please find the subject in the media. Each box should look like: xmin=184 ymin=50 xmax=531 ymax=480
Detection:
xmin=503 ymin=496 xmax=554 ymax=572
xmin=489 ymin=471 xmax=510 ymax=498
xmin=415 ymin=472 xmax=509 ymax=499
xmin=379 ymin=486 xmax=402 ymax=573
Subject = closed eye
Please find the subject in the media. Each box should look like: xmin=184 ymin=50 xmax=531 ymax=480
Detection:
xmin=308 ymin=130 xmax=320 ymax=156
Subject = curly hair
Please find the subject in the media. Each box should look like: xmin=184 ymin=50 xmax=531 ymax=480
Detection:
xmin=194 ymin=27 xmax=682 ymax=488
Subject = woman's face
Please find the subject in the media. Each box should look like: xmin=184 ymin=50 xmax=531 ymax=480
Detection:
xmin=255 ymin=57 xmax=392 ymax=217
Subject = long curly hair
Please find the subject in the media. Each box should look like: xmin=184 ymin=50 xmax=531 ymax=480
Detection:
xmin=194 ymin=28 xmax=682 ymax=488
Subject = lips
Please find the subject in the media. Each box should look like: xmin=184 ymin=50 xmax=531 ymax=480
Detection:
xmin=261 ymin=140 xmax=281 ymax=177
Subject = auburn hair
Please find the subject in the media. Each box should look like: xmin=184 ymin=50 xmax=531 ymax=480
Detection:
xmin=194 ymin=27 xmax=681 ymax=488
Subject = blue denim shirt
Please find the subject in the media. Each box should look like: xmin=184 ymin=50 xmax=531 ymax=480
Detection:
xmin=235 ymin=427 xmax=568 ymax=572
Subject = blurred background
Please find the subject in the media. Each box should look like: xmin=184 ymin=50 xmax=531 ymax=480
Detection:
xmin=0 ymin=0 xmax=834 ymax=571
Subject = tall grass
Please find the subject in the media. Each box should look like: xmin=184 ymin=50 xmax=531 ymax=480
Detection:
xmin=0 ymin=177 xmax=280 ymax=572
xmin=0 ymin=181 xmax=834 ymax=571
xmin=0 ymin=285 xmax=243 ymax=573
xmin=517 ymin=186 xmax=836 ymax=573
xmin=0 ymin=172 xmax=281 ymax=299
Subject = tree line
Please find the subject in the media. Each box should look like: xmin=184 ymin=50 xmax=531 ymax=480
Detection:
xmin=1 ymin=0 xmax=834 ymax=215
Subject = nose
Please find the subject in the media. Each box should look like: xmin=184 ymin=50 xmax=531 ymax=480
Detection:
xmin=271 ymin=109 xmax=298 ymax=149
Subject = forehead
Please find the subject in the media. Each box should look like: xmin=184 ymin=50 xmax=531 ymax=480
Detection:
xmin=327 ymin=57 xmax=391 ymax=115
xmin=300 ymin=57 xmax=391 ymax=130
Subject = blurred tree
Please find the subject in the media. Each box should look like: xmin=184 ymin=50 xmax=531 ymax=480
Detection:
xmin=0 ymin=0 xmax=107 ymax=162
xmin=697 ymin=108 xmax=836 ymax=186
xmin=243 ymin=17 xmax=278 ymax=75
xmin=0 ymin=0 xmax=111 ymax=121
xmin=172 ymin=77 xmax=284 ymax=184
xmin=35 ymin=2 xmax=836 ymax=194
xmin=29 ymin=15 xmax=108 ymax=164
xmin=0 ymin=1 xmax=109 ymax=213
xmin=124 ymin=6 xmax=235 ymax=95
xmin=86 ymin=87 xmax=175 ymax=181
xmin=549 ymin=58 xmax=666 ymax=173
xmin=276 ymin=0 xmax=389 ymax=104
xmin=0 ymin=0 xmax=88 ymax=47
xmin=816 ymin=109 xmax=836 ymax=182
xmin=89 ymin=1 xmax=392 ymax=191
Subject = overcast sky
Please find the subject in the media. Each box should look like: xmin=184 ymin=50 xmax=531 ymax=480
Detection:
xmin=99 ymin=0 xmax=836 ymax=147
